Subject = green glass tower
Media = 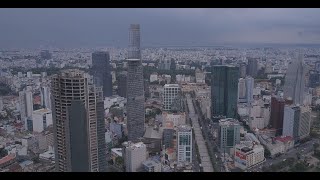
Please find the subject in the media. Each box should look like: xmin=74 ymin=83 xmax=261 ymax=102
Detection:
xmin=211 ymin=65 xmax=239 ymax=119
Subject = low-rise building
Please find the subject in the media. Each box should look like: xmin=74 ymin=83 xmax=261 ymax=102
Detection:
xmin=162 ymin=112 xmax=186 ymax=128
xmin=142 ymin=159 xmax=162 ymax=172
xmin=258 ymin=135 xmax=294 ymax=157
xmin=234 ymin=141 xmax=265 ymax=170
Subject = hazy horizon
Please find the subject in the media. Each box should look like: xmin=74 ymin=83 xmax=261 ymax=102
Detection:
xmin=1 ymin=8 xmax=320 ymax=49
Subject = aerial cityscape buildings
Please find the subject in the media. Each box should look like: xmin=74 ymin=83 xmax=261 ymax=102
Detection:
xmin=283 ymin=53 xmax=307 ymax=105
xmin=1 ymin=9 xmax=320 ymax=173
xmin=126 ymin=24 xmax=145 ymax=142
xmin=92 ymin=51 xmax=113 ymax=97
xmin=212 ymin=65 xmax=239 ymax=119
xmin=51 ymin=69 xmax=106 ymax=172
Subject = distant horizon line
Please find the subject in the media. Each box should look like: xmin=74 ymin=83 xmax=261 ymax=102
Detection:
xmin=1 ymin=42 xmax=320 ymax=51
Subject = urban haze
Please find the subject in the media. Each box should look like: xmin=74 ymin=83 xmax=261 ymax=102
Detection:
xmin=0 ymin=8 xmax=320 ymax=173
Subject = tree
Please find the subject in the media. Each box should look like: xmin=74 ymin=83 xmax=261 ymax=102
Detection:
xmin=314 ymin=143 xmax=320 ymax=150
xmin=0 ymin=148 xmax=8 ymax=159
xmin=264 ymin=148 xmax=271 ymax=158
xmin=115 ymin=156 xmax=124 ymax=168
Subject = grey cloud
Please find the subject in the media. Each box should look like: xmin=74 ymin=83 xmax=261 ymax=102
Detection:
xmin=0 ymin=8 xmax=320 ymax=49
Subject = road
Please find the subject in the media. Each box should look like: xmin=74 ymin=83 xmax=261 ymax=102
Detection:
xmin=249 ymin=138 xmax=320 ymax=172
xmin=186 ymin=94 xmax=214 ymax=172
xmin=192 ymin=98 xmax=223 ymax=172
xmin=183 ymin=96 xmax=200 ymax=172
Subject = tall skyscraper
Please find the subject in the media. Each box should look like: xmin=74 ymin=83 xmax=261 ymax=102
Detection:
xmin=177 ymin=125 xmax=192 ymax=163
xmin=170 ymin=58 xmax=176 ymax=71
xmin=40 ymin=85 xmax=51 ymax=110
xmin=163 ymin=84 xmax=181 ymax=111
xmin=247 ymin=58 xmax=258 ymax=78
xmin=19 ymin=86 xmax=33 ymax=130
xmin=219 ymin=118 xmax=241 ymax=152
xmin=127 ymin=24 xmax=145 ymax=141
xmin=144 ymin=79 xmax=150 ymax=98
xmin=283 ymin=105 xmax=311 ymax=141
xmin=246 ymin=76 xmax=254 ymax=104
xmin=127 ymin=59 xmax=145 ymax=141
xmin=239 ymin=63 xmax=247 ymax=78
xmin=117 ymin=71 xmax=127 ymax=98
xmin=123 ymin=141 xmax=147 ymax=172
xmin=51 ymin=69 xmax=106 ymax=172
xmin=212 ymin=65 xmax=239 ymax=118
xmin=283 ymin=54 xmax=306 ymax=105
xmin=92 ymin=51 xmax=112 ymax=97
xmin=0 ymin=97 xmax=3 ymax=111
xmin=128 ymin=24 xmax=141 ymax=59
xmin=270 ymin=96 xmax=285 ymax=136
xmin=238 ymin=78 xmax=247 ymax=103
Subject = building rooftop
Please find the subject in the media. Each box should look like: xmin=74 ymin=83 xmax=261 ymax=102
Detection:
xmin=274 ymin=136 xmax=293 ymax=143
xmin=59 ymin=69 xmax=85 ymax=78
xmin=177 ymin=125 xmax=192 ymax=132
xmin=33 ymin=108 xmax=51 ymax=115
xmin=219 ymin=118 xmax=240 ymax=126
xmin=123 ymin=141 xmax=146 ymax=150
xmin=0 ymin=154 xmax=15 ymax=165
xmin=164 ymin=84 xmax=180 ymax=88
xmin=111 ymin=148 xmax=123 ymax=157
xmin=142 ymin=159 xmax=161 ymax=168
xmin=127 ymin=58 xmax=140 ymax=62
xmin=19 ymin=160 xmax=33 ymax=169
xmin=143 ymin=126 xmax=161 ymax=139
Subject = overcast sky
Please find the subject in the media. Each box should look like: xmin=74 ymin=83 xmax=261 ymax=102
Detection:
xmin=0 ymin=8 xmax=320 ymax=48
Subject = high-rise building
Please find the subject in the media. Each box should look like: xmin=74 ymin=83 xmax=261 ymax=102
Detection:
xmin=316 ymin=61 xmax=320 ymax=73
xmin=31 ymin=108 xmax=53 ymax=133
xmin=238 ymin=78 xmax=247 ymax=103
xmin=163 ymin=129 xmax=175 ymax=149
xmin=177 ymin=125 xmax=192 ymax=163
xmin=40 ymin=50 xmax=52 ymax=60
xmin=195 ymin=69 xmax=206 ymax=83
xmin=128 ymin=24 xmax=141 ymax=59
xmin=219 ymin=118 xmax=241 ymax=152
xmin=92 ymin=51 xmax=112 ymax=97
xmin=19 ymin=86 xmax=33 ymax=129
xmin=283 ymin=54 xmax=306 ymax=105
xmin=159 ymin=58 xmax=171 ymax=70
xmin=144 ymin=79 xmax=150 ymax=98
xmin=163 ymin=84 xmax=181 ymax=111
xmin=308 ymin=70 xmax=320 ymax=88
xmin=239 ymin=63 xmax=247 ymax=78
xmin=212 ymin=65 xmax=239 ymax=118
xmin=170 ymin=58 xmax=176 ymax=71
xmin=117 ymin=71 xmax=127 ymax=98
xmin=270 ymin=96 xmax=285 ymax=136
xmin=51 ymin=69 xmax=106 ymax=172
xmin=127 ymin=59 xmax=145 ymax=141
xmin=123 ymin=141 xmax=147 ymax=172
xmin=40 ymin=85 xmax=51 ymax=110
xmin=247 ymin=58 xmax=258 ymax=78
xmin=283 ymin=105 xmax=311 ymax=141
xmin=0 ymin=97 xmax=3 ymax=111
xmin=246 ymin=76 xmax=254 ymax=104
xmin=126 ymin=24 xmax=145 ymax=141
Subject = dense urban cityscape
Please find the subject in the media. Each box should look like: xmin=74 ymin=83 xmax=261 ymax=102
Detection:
xmin=1 ymin=9 xmax=320 ymax=172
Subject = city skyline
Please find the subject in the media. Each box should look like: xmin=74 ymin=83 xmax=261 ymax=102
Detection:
xmin=1 ymin=8 xmax=320 ymax=173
